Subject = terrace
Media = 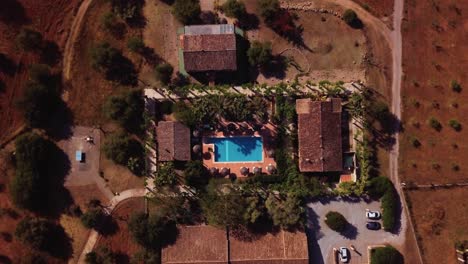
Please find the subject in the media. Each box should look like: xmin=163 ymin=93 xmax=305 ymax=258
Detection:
xmin=201 ymin=121 xmax=277 ymax=178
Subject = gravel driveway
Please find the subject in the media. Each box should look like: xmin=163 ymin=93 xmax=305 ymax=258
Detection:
xmin=306 ymin=197 xmax=405 ymax=264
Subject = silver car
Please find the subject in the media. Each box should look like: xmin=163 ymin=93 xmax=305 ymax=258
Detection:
xmin=339 ymin=247 xmax=349 ymax=263
xmin=366 ymin=210 xmax=381 ymax=220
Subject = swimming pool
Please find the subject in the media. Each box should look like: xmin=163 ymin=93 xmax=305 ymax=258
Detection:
xmin=207 ymin=137 xmax=263 ymax=162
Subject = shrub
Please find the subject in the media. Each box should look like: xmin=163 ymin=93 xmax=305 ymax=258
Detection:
xmin=381 ymin=188 xmax=398 ymax=231
xmin=90 ymin=42 xmax=120 ymax=70
xmin=85 ymin=247 xmax=116 ymax=264
xmin=128 ymin=212 xmax=178 ymax=249
xmin=172 ymin=0 xmax=201 ymax=24
xmin=184 ymin=160 xmax=209 ymax=189
xmin=247 ymin=41 xmax=272 ymax=67
xmin=258 ymin=0 xmax=280 ymax=22
xmin=451 ymin=163 xmax=460 ymax=171
xmin=342 ymin=9 xmax=362 ymax=28
xmin=102 ymin=132 xmax=144 ymax=174
xmin=450 ymin=80 xmax=462 ymax=93
xmin=448 ymin=119 xmax=462 ymax=131
xmin=155 ymin=162 xmax=177 ymax=187
xmin=221 ymin=0 xmax=246 ymax=18
xmin=324 ymin=211 xmax=348 ymax=232
xmin=154 ymin=63 xmax=174 ymax=85
xmin=370 ymin=245 xmax=404 ymax=264
xmin=127 ymin=36 xmax=145 ymax=53
xmin=80 ymin=208 xmax=106 ymax=229
xmin=428 ymin=117 xmax=442 ymax=131
xmin=110 ymin=0 xmax=144 ymax=21
xmin=101 ymin=12 xmax=118 ymax=32
xmin=16 ymin=28 xmax=43 ymax=52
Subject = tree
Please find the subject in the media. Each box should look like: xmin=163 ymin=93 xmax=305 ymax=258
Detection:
xmin=172 ymin=0 xmax=201 ymax=24
xmin=10 ymin=133 xmax=50 ymax=210
xmin=428 ymin=117 xmax=442 ymax=131
xmin=85 ymin=247 xmax=117 ymax=264
xmin=128 ymin=212 xmax=178 ymax=249
xmin=201 ymin=187 xmax=248 ymax=228
xmin=324 ymin=211 xmax=348 ymax=232
xmin=16 ymin=28 xmax=43 ymax=52
xmin=247 ymin=41 xmax=272 ymax=67
xmin=80 ymin=208 xmax=106 ymax=229
xmin=184 ymin=160 xmax=209 ymax=189
xmin=15 ymin=217 xmax=52 ymax=250
xmin=127 ymin=36 xmax=145 ymax=53
xmin=102 ymin=90 xmax=145 ymax=133
xmin=90 ymin=42 xmax=120 ymax=70
xmin=221 ymin=0 xmax=246 ymax=18
xmin=342 ymin=9 xmax=362 ymax=28
xmin=101 ymin=12 xmax=121 ymax=35
xmin=28 ymin=64 xmax=51 ymax=84
xmin=371 ymin=245 xmax=404 ymax=264
xmin=265 ymin=194 xmax=304 ymax=229
xmin=258 ymin=0 xmax=280 ymax=22
xmin=132 ymin=250 xmax=161 ymax=264
xmin=154 ymin=63 xmax=174 ymax=85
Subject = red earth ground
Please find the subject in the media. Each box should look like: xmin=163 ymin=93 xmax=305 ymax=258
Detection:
xmin=0 ymin=0 xmax=81 ymax=143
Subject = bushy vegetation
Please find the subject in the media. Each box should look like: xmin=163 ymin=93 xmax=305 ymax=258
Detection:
xmin=184 ymin=160 xmax=209 ymax=189
xmin=15 ymin=217 xmax=52 ymax=250
xmin=128 ymin=212 xmax=178 ymax=249
xmin=342 ymin=9 xmax=362 ymax=28
xmin=172 ymin=0 xmax=201 ymax=24
xmin=381 ymin=187 xmax=398 ymax=231
xmin=247 ymin=41 xmax=273 ymax=67
xmin=102 ymin=89 xmax=145 ymax=133
xmin=80 ymin=208 xmax=106 ymax=230
xmin=155 ymin=162 xmax=177 ymax=187
xmin=90 ymin=42 xmax=137 ymax=85
xmin=174 ymin=94 xmax=268 ymax=127
xmin=16 ymin=28 xmax=43 ymax=52
xmin=324 ymin=211 xmax=348 ymax=232
xmin=221 ymin=0 xmax=247 ymax=19
xmin=154 ymin=63 xmax=174 ymax=85
xmin=102 ymin=132 xmax=144 ymax=175
xmin=127 ymin=36 xmax=145 ymax=53
xmin=367 ymin=177 xmax=393 ymax=199
xmin=370 ymin=245 xmax=404 ymax=264
xmin=265 ymin=193 xmax=304 ymax=229
xmin=110 ymin=0 xmax=144 ymax=21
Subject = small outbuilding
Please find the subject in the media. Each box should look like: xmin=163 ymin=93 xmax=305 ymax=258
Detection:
xmin=157 ymin=121 xmax=191 ymax=162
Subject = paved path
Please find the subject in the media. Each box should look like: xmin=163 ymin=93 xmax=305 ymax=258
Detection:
xmin=76 ymin=188 xmax=146 ymax=263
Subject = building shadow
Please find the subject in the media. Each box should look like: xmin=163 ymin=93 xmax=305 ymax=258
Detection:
xmin=0 ymin=0 xmax=30 ymax=25
xmin=305 ymin=208 xmax=325 ymax=264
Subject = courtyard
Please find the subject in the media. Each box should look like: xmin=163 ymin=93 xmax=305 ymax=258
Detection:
xmin=307 ymin=197 xmax=406 ymax=264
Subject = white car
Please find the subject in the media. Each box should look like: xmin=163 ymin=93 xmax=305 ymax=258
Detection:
xmin=366 ymin=210 xmax=381 ymax=220
xmin=339 ymin=247 xmax=349 ymax=263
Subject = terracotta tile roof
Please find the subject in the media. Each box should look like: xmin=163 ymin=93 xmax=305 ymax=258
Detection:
xmin=161 ymin=226 xmax=309 ymax=264
xmin=296 ymin=98 xmax=343 ymax=172
xmin=157 ymin=121 xmax=191 ymax=161
xmin=181 ymin=25 xmax=237 ymax=72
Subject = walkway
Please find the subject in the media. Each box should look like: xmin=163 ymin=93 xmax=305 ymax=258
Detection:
xmin=76 ymin=188 xmax=146 ymax=263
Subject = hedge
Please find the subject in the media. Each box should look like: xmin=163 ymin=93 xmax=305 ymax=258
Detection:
xmin=381 ymin=188 xmax=398 ymax=231
xmin=371 ymin=245 xmax=404 ymax=264
xmin=325 ymin=211 xmax=348 ymax=233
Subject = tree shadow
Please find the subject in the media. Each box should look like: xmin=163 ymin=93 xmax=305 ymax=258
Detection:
xmin=40 ymin=222 xmax=73 ymax=260
xmin=40 ymin=41 xmax=61 ymax=66
xmin=0 ymin=255 xmax=12 ymax=264
xmin=41 ymin=140 xmax=73 ymax=218
xmin=141 ymin=47 xmax=163 ymax=66
xmin=0 ymin=79 xmax=5 ymax=93
xmin=0 ymin=0 xmax=29 ymax=25
xmin=200 ymin=11 xmax=220 ymax=25
xmin=115 ymin=252 xmax=130 ymax=264
xmin=340 ymin=223 xmax=358 ymax=239
xmin=267 ymin=9 xmax=309 ymax=49
xmin=260 ymin=55 xmax=288 ymax=79
xmin=105 ymin=54 xmax=138 ymax=86
xmin=96 ymin=214 xmax=119 ymax=236
xmin=237 ymin=13 xmax=260 ymax=30
xmin=0 ymin=53 xmax=17 ymax=76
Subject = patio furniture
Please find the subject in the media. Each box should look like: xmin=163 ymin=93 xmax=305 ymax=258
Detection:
xmin=240 ymin=167 xmax=249 ymax=176
xmin=253 ymin=166 xmax=262 ymax=174
xmin=220 ymin=167 xmax=230 ymax=176
xmin=266 ymin=164 xmax=276 ymax=174
xmin=209 ymin=167 xmax=219 ymax=175
xmin=192 ymin=145 xmax=201 ymax=153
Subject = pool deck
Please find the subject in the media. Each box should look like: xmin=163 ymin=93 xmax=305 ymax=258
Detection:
xmin=202 ymin=122 xmax=277 ymax=178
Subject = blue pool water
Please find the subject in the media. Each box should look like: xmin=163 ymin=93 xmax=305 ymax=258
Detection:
xmin=207 ymin=137 xmax=263 ymax=162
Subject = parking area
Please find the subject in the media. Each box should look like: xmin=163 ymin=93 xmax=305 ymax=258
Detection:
xmin=307 ymin=197 xmax=405 ymax=264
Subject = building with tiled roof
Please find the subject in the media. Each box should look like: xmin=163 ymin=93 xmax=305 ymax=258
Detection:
xmin=179 ymin=24 xmax=237 ymax=72
xmin=296 ymin=98 xmax=343 ymax=172
xmin=156 ymin=121 xmax=191 ymax=161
